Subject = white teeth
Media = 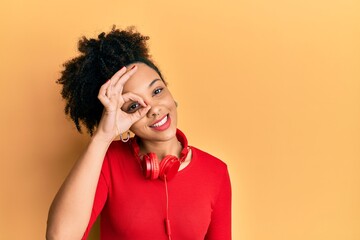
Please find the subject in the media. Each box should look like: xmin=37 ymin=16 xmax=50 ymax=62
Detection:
xmin=152 ymin=116 xmax=168 ymax=127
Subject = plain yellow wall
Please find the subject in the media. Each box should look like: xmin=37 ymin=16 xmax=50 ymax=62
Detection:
xmin=1 ymin=0 xmax=359 ymax=239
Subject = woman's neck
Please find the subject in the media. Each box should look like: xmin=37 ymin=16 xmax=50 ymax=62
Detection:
xmin=139 ymin=137 xmax=182 ymax=161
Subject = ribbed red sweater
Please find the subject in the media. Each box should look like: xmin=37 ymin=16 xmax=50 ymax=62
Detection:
xmin=82 ymin=134 xmax=231 ymax=239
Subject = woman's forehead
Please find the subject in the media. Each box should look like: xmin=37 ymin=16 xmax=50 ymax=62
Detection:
xmin=123 ymin=63 xmax=162 ymax=93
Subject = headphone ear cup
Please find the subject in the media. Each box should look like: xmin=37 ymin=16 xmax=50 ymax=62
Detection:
xmin=142 ymin=154 xmax=151 ymax=179
xmin=151 ymin=153 xmax=160 ymax=180
xmin=142 ymin=153 xmax=159 ymax=180
xmin=159 ymin=155 xmax=180 ymax=181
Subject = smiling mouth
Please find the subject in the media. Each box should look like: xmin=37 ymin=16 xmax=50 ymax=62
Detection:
xmin=150 ymin=115 xmax=168 ymax=128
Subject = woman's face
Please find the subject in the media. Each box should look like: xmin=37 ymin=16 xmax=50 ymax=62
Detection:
xmin=122 ymin=63 xmax=177 ymax=142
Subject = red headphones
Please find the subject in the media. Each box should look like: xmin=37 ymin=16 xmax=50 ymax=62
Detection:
xmin=131 ymin=129 xmax=189 ymax=181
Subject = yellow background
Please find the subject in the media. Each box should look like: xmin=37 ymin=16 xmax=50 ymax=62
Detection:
xmin=0 ymin=0 xmax=359 ymax=239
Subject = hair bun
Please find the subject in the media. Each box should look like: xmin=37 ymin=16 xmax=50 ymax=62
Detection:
xmin=77 ymin=26 xmax=151 ymax=79
xmin=77 ymin=37 xmax=100 ymax=56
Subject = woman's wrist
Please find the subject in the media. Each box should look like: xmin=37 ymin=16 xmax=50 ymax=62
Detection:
xmin=90 ymin=131 xmax=114 ymax=147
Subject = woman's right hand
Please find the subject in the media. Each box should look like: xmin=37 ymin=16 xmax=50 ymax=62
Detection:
xmin=94 ymin=65 xmax=150 ymax=143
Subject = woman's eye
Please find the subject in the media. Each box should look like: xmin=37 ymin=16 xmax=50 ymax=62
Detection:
xmin=127 ymin=102 xmax=140 ymax=113
xmin=153 ymin=88 xmax=163 ymax=95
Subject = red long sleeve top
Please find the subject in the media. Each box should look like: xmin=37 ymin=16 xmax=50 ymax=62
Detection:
xmin=82 ymin=134 xmax=231 ymax=239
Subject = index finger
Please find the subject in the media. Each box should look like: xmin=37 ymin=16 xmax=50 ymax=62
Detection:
xmin=113 ymin=65 xmax=138 ymax=92
xmin=109 ymin=66 xmax=127 ymax=83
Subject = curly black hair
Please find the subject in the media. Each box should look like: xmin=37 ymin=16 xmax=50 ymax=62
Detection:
xmin=57 ymin=26 xmax=164 ymax=135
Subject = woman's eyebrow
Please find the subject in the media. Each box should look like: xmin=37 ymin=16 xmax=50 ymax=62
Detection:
xmin=149 ymin=78 xmax=161 ymax=87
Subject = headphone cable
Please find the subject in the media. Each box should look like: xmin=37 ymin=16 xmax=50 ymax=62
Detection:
xmin=164 ymin=175 xmax=172 ymax=240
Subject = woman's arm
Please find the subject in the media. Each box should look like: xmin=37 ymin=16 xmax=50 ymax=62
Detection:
xmin=46 ymin=137 xmax=111 ymax=240
xmin=205 ymin=168 xmax=232 ymax=240
xmin=46 ymin=66 xmax=150 ymax=239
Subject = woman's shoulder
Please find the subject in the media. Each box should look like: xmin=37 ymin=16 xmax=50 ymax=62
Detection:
xmin=106 ymin=139 xmax=133 ymax=158
xmin=191 ymin=146 xmax=228 ymax=171
xmin=108 ymin=139 xmax=127 ymax=149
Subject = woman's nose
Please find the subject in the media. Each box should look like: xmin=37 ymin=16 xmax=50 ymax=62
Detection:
xmin=146 ymin=104 xmax=161 ymax=118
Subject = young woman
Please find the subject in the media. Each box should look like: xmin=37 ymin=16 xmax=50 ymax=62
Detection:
xmin=46 ymin=26 xmax=231 ymax=240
